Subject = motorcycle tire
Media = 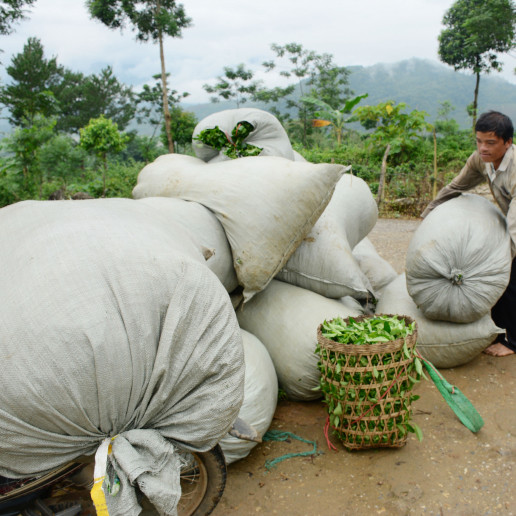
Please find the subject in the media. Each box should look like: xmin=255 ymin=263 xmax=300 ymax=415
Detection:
xmin=141 ymin=444 xmax=227 ymax=516
xmin=0 ymin=444 xmax=227 ymax=516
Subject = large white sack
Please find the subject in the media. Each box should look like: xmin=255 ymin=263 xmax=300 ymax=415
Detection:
xmin=276 ymin=174 xmax=377 ymax=299
xmin=136 ymin=196 xmax=239 ymax=293
xmin=406 ymin=194 xmax=511 ymax=323
xmin=133 ymin=153 xmax=346 ymax=303
xmin=237 ymin=280 xmax=363 ymax=400
xmin=192 ymin=107 xmax=294 ymax=162
xmin=353 ymin=236 xmax=398 ymax=295
xmin=219 ymin=330 xmax=278 ymax=465
xmin=293 ymin=150 xmax=307 ymax=162
xmin=0 ymin=199 xmax=245 ymax=516
xmin=376 ymin=274 xmax=502 ymax=368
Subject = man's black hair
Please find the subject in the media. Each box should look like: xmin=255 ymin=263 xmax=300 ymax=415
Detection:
xmin=475 ymin=111 xmax=514 ymax=142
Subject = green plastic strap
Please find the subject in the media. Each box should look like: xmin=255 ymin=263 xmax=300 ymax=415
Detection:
xmin=262 ymin=430 xmax=317 ymax=470
xmin=420 ymin=356 xmax=484 ymax=433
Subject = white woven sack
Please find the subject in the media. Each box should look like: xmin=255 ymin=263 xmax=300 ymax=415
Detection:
xmin=276 ymin=173 xmax=377 ymax=299
xmin=133 ymin=153 xmax=346 ymax=303
xmin=192 ymin=107 xmax=294 ymax=162
xmin=0 ymin=199 xmax=245 ymax=516
xmin=293 ymin=150 xmax=307 ymax=162
xmin=136 ymin=196 xmax=239 ymax=293
xmin=353 ymin=237 xmax=397 ymax=295
xmin=376 ymin=274 xmax=502 ymax=368
xmin=237 ymin=280 xmax=363 ymax=400
xmin=219 ymin=330 xmax=278 ymax=465
xmin=406 ymin=194 xmax=511 ymax=323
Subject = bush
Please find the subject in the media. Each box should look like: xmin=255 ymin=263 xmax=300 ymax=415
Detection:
xmin=67 ymin=159 xmax=142 ymax=199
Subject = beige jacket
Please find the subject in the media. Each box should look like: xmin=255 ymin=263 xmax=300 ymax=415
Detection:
xmin=422 ymin=145 xmax=516 ymax=257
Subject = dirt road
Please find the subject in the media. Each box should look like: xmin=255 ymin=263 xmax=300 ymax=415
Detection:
xmin=213 ymin=218 xmax=516 ymax=516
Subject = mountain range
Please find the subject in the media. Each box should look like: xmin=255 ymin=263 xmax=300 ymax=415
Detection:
xmin=1 ymin=58 xmax=515 ymax=137
xmin=182 ymin=58 xmax=516 ymax=130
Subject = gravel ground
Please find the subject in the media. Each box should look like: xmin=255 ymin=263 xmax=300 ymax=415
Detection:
xmin=367 ymin=218 xmax=421 ymax=274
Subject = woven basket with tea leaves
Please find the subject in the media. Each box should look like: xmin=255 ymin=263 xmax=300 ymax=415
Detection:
xmin=316 ymin=314 xmax=423 ymax=450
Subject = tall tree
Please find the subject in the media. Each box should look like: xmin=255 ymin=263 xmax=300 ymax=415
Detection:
xmin=352 ymin=101 xmax=432 ymax=208
xmin=55 ymin=66 xmax=135 ymax=133
xmin=0 ymin=37 xmax=63 ymax=126
xmin=0 ymin=39 xmax=134 ymax=133
xmin=0 ymin=0 xmax=36 ymax=35
xmin=307 ymin=54 xmax=352 ymax=110
xmin=160 ymin=105 xmax=196 ymax=153
xmin=438 ymin=0 xmax=516 ymax=128
xmin=254 ymin=43 xmax=352 ymax=146
xmin=135 ymin=73 xmax=189 ymax=141
xmin=87 ymin=0 xmax=192 ymax=153
xmin=203 ymin=64 xmax=261 ymax=108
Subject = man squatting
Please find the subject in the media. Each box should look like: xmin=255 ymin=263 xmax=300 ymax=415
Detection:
xmin=422 ymin=110 xmax=516 ymax=357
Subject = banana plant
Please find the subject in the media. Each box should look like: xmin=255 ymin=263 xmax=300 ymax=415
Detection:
xmin=301 ymin=93 xmax=368 ymax=145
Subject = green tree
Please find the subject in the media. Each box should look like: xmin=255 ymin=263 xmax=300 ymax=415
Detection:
xmin=352 ymin=101 xmax=432 ymax=207
xmin=160 ymin=104 xmax=197 ymax=153
xmin=0 ymin=39 xmax=134 ymax=133
xmin=121 ymin=133 xmax=165 ymax=163
xmin=1 ymin=115 xmax=56 ymax=198
xmin=434 ymin=101 xmax=461 ymax=136
xmin=302 ymin=93 xmax=368 ymax=145
xmin=55 ymin=66 xmax=135 ymax=133
xmin=306 ymin=54 xmax=352 ymax=110
xmin=203 ymin=64 xmax=261 ymax=108
xmin=254 ymin=43 xmax=352 ymax=146
xmin=135 ymin=73 xmax=189 ymax=142
xmin=0 ymin=37 xmax=63 ymax=126
xmin=38 ymin=134 xmax=88 ymax=191
xmin=79 ymin=115 xmax=129 ymax=196
xmin=438 ymin=0 xmax=516 ymax=128
xmin=87 ymin=0 xmax=192 ymax=153
xmin=0 ymin=0 xmax=36 ymax=35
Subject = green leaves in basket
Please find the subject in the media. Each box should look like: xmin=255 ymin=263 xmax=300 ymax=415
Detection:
xmin=321 ymin=314 xmax=416 ymax=345
xmin=316 ymin=315 xmax=424 ymax=448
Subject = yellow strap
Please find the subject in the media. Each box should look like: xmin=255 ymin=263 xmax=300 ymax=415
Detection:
xmin=91 ymin=477 xmax=109 ymax=515
xmin=90 ymin=437 xmax=116 ymax=515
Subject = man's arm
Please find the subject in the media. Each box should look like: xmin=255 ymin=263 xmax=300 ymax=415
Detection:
xmin=422 ymin=151 xmax=485 ymax=218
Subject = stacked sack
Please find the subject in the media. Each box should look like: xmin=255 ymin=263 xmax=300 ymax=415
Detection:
xmin=378 ymin=194 xmax=511 ymax=368
xmin=132 ymin=108 xmax=388 ymax=464
xmin=0 ymin=199 xmax=245 ymax=515
xmin=192 ymin=107 xmax=295 ymax=162
xmin=0 ymin=105 xmax=398 ymax=496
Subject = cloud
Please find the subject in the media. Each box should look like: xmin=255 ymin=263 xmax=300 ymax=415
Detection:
xmin=1 ymin=0 xmax=515 ymax=104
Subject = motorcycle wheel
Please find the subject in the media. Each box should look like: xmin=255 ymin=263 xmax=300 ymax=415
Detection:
xmin=0 ymin=444 xmax=227 ymax=516
xmin=140 ymin=444 xmax=227 ymax=516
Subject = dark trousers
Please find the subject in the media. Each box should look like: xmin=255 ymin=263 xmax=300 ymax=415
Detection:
xmin=491 ymin=257 xmax=516 ymax=351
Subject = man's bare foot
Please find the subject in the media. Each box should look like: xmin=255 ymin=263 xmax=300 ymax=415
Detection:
xmin=483 ymin=342 xmax=515 ymax=357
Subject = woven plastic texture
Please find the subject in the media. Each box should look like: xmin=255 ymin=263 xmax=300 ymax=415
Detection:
xmin=0 ymin=199 xmax=245 ymax=516
xmin=317 ymin=315 xmax=418 ymax=450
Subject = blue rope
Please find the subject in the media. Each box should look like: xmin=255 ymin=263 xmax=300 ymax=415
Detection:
xmin=262 ymin=430 xmax=318 ymax=470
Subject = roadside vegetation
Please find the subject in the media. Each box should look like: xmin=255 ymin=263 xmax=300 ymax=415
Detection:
xmin=0 ymin=0 xmax=513 ymax=217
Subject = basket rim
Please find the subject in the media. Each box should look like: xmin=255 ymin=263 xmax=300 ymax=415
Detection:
xmin=317 ymin=313 xmax=417 ymax=356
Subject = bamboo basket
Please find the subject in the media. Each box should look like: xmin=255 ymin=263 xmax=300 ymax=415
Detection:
xmin=317 ymin=314 xmax=418 ymax=450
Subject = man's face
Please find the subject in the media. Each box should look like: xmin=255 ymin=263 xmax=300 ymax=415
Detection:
xmin=476 ymin=131 xmax=512 ymax=168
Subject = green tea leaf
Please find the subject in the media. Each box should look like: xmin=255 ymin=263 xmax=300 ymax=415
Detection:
xmin=412 ymin=423 xmax=423 ymax=441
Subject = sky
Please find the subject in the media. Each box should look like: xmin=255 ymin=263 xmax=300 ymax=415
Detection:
xmin=1 ymin=0 xmax=516 ymax=104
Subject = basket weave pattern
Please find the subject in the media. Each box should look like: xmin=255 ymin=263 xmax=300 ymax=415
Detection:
xmin=317 ymin=314 xmax=418 ymax=450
